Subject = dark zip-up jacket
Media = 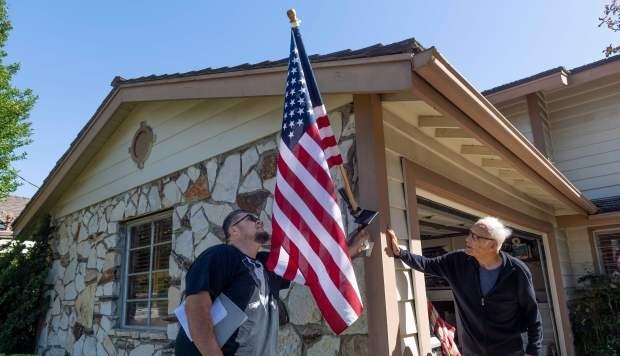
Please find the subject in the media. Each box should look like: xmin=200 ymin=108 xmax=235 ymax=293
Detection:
xmin=399 ymin=250 xmax=542 ymax=356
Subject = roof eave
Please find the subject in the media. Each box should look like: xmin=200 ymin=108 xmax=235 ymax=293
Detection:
xmin=412 ymin=47 xmax=598 ymax=215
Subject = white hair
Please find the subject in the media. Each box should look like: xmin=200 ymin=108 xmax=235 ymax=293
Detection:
xmin=475 ymin=216 xmax=511 ymax=246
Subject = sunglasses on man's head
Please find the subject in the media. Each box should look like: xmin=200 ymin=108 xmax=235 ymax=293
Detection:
xmin=468 ymin=230 xmax=494 ymax=242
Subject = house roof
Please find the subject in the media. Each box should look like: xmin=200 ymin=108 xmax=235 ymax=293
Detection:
xmin=482 ymin=53 xmax=620 ymax=96
xmin=115 ymin=37 xmax=425 ymax=85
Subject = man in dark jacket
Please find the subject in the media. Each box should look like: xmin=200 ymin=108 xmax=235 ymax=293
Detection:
xmin=386 ymin=216 xmax=542 ymax=356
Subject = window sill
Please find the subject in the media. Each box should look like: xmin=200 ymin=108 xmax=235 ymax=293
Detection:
xmin=109 ymin=328 xmax=168 ymax=341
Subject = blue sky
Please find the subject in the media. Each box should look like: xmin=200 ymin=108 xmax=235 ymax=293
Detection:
xmin=6 ymin=0 xmax=618 ymax=198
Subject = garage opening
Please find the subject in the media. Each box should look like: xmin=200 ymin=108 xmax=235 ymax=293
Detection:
xmin=417 ymin=197 xmax=560 ymax=356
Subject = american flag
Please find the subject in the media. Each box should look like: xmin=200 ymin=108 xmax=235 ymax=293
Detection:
xmin=266 ymin=26 xmax=363 ymax=334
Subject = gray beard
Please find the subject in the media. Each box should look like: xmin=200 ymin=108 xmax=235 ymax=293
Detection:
xmin=255 ymin=231 xmax=271 ymax=244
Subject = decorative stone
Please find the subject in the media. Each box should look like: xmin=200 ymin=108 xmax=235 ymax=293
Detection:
xmin=185 ymin=175 xmax=211 ymax=203
xmin=107 ymin=222 xmax=118 ymax=234
xmin=64 ymin=282 xmax=77 ymax=301
xmin=129 ymin=344 xmax=155 ymax=356
xmin=339 ymin=139 xmax=354 ymax=163
xmin=148 ymin=185 xmax=162 ymax=211
xmin=167 ymin=286 xmax=182 ymax=315
xmin=125 ymin=201 xmax=137 ymax=218
xmin=190 ymin=207 xmax=209 ymax=235
xmin=205 ymin=158 xmax=218 ymax=191
xmin=77 ymin=240 xmax=90 ymax=259
xmin=175 ymin=230 xmax=193 ymax=259
xmin=307 ymin=335 xmax=340 ymax=356
xmin=330 ymin=111 xmax=343 ymax=142
xmin=176 ymin=173 xmax=190 ymax=193
xmin=75 ymin=284 xmax=96 ymax=329
xmin=242 ymin=147 xmax=259 ymax=176
xmin=77 ymin=223 xmax=88 ymax=242
xmin=194 ymin=233 xmax=222 ymax=258
xmin=57 ymin=233 xmax=71 ymax=256
xmin=98 ymin=213 xmax=108 ymax=233
xmin=187 ymin=165 xmax=200 ymax=182
xmin=110 ymin=201 xmax=125 ymax=221
xmin=212 ymin=153 xmax=241 ymax=203
xmin=340 ymin=335 xmax=368 ymax=356
xmin=167 ymin=323 xmax=179 ymax=340
xmin=287 ymin=284 xmax=321 ymax=324
xmin=137 ymin=193 xmax=148 ymax=215
xmin=72 ymin=335 xmax=85 ymax=356
xmin=264 ymin=197 xmax=274 ymax=217
xmin=341 ymin=113 xmax=355 ymax=137
xmin=162 ymin=181 xmax=182 ymax=207
xmin=103 ymin=335 xmax=116 ymax=356
xmin=64 ymin=259 xmax=77 ymax=285
xmin=87 ymin=249 xmax=97 ymax=269
xmin=83 ymin=336 xmax=97 ymax=356
xmin=257 ymin=150 xmax=278 ymax=180
xmin=263 ymin=177 xmax=276 ymax=193
xmin=239 ymin=171 xmax=262 ymax=193
xmin=257 ymin=139 xmax=276 ymax=153
xmin=204 ymin=203 xmax=233 ymax=226
xmin=260 ymin=210 xmax=272 ymax=234
xmin=88 ymin=215 xmax=99 ymax=236
xmin=99 ymin=301 xmax=116 ymax=316
xmin=276 ymin=324 xmax=302 ymax=356
xmin=236 ymin=190 xmax=270 ymax=215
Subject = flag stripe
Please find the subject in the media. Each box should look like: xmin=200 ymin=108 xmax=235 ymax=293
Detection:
xmin=272 ymin=203 xmax=361 ymax=324
xmin=271 ymin=221 xmax=349 ymax=332
xmin=273 ymin=173 xmax=361 ymax=301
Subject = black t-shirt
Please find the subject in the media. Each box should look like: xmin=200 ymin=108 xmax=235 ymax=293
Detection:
xmin=175 ymin=244 xmax=290 ymax=356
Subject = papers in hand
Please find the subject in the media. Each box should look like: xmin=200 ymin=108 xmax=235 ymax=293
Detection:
xmin=174 ymin=293 xmax=247 ymax=346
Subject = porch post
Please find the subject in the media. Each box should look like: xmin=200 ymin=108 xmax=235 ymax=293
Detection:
xmin=353 ymin=94 xmax=400 ymax=355
xmin=545 ymin=230 xmax=576 ymax=356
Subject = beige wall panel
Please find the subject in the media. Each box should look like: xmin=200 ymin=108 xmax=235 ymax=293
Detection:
xmin=553 ymin=138 xmax=620 ymax=163
xmin=395 ymin=269 xmax=415 ymax=301
xmin=557 ymin=150 xmax=620 ymax=173
xmin=386 ymin=151 xmax=404 ymax=182
xmin=549 ymin=90 xmax=620 ymax=199
xmin=398 ymin=300 xmax=418 ymax=335
xmin=564 ymin=227 xmax=595 ymax=279
xmin=53 ymin=95 xmax=352 ymax=216
xmin=388 ymin=180 xmax=407 ymax=210
xmin=402 ymin=335 xmax=420 ymax=356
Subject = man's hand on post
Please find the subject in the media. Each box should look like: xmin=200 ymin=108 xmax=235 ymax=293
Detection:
xmin=386 ymin=228 xmax=401 ymax=257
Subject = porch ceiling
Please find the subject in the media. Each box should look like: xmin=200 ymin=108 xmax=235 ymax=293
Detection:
xmin=383 ymin=99 xmax=580 ymax=215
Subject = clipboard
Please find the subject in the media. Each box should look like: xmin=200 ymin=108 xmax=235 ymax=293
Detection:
xmin=175 ymin=293 xmax=248 ymax=346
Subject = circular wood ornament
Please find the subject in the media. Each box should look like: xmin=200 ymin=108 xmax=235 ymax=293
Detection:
xmin=129 ymin=121 xmax=155 ymax=169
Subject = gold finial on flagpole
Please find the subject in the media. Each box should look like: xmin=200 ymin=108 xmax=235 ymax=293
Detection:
xmin=287 ymin=9 xmax=300 ymax=27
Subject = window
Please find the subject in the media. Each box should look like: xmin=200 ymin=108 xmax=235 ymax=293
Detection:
xmin=123 ymin=213 xmax=172 ymax=328
xmin=596 ymin=231 xmax=620 ymax=277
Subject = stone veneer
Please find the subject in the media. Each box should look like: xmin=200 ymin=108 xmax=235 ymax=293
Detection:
xmin=37 ymin=105 xmax=368 ymax=356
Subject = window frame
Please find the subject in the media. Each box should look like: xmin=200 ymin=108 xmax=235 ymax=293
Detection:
xmin=593 ymin=228 xmax=620 ymax=276
xmin=121 ymin=211 xmax=173 ymax=330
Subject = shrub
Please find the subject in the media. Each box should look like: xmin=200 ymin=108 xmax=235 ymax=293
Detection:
xmin=0 ymin=218 xmax=50 ymax=353
xmin=569 ymin=274 xmax=620 ymax=356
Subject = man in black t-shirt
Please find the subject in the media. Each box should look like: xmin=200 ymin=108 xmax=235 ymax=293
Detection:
xmin=176 ymin=209 xmax=369 ymax=356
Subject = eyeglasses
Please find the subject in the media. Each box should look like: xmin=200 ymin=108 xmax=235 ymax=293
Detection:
xmin=468 ymin=230 xmax=494 ymax=242
xmin=231 ymin=213 xmax=261 ymax=227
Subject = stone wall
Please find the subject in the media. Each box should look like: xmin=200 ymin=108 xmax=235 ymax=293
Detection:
xmin=37 ymin=105 xmax=368 ymax=356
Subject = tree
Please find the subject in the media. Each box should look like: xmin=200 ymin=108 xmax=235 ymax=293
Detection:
xmin=0 ymin=0 xmax=36 ymax=200
xmin=600 ymin=0 xmax=620 ymax=57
